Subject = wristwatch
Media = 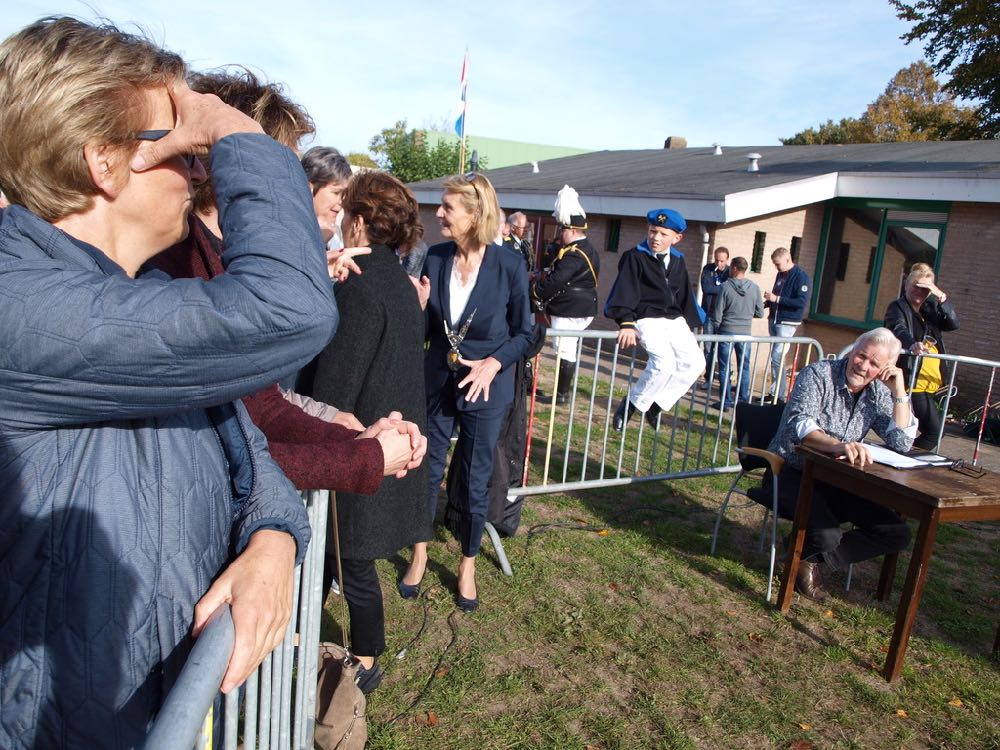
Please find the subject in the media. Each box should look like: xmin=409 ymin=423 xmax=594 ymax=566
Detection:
xmin=893 ymin=396 xmax=908 ymax=404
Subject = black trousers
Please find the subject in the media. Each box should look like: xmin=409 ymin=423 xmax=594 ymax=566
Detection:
xmin=321 ymin=556 xmax=385 ymax=658
xmin=764 ymin=466 xmax=912 ymax=571
xmin=911 ymin=391 xmax=942 ymax=450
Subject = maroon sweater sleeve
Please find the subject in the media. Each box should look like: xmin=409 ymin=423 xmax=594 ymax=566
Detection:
xmin=242 ymin=385 xmax=384 ymax=495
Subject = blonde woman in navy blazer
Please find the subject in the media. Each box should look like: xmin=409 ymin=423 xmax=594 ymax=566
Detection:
xmin=399 ymin=173 xmax=533 ymax=612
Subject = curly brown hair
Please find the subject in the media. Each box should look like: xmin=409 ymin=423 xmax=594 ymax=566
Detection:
xmin=342 ymin=171 xmax=423 ymax=255
xmin=188 ymin=66 xmax=314 ymax=213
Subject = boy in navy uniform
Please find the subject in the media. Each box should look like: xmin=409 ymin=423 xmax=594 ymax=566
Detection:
xmin=606 ymin=208 xmax=703 ymax=429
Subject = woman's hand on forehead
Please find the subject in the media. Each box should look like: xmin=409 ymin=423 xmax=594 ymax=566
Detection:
xmin=131 ymin=80 xmax=264 ymax=172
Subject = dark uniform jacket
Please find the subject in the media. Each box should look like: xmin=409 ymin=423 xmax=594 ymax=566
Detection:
xmin=604 ymin=241 xmax=703 ymax=330
xmin=530 ymin=236 xmax=600 ymax=317
xmin=502 ymin=234 xmax=534 ymax=271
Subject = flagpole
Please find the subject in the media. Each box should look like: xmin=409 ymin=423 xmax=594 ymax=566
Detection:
xmin=457 ymin=48 xmax=468 ymax=172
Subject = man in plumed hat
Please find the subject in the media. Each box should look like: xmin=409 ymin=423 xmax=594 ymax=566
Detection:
xmin=605 ymin=207 xmax=704 ymax=429
xmin=531 ymin=185 xmax=600 ymax=405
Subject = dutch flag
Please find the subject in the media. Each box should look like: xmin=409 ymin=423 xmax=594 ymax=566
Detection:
xmin=454 ymin=50 xmax=468 ymax=137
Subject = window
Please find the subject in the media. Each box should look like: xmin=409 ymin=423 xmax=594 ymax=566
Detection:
xmin=607 ymin=219 xmax=621 ymax=253
xmin=835 ymin=243 xmax=851 ymax=281
xmin=750 ymin=231 xmax=767 ymax=273
xmin=813 ymin=201 xmax=948 ymax=327
xmin=790 ymin=236 xmax=802 ymax=263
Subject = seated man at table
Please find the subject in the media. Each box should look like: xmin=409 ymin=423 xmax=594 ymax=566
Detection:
xmin=765 ymin=327 xmax=917 ymax=601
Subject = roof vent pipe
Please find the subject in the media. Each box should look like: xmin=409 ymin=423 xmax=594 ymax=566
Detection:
xmin=713 ymin=143 xmax=723 ymax=156
xmin=531 ymin=161 xmax=539 ymax=173
xmin=746 ymin=152 xmax=761 ymax=172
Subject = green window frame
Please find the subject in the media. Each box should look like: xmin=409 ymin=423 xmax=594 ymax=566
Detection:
xmin=811 ymin=198 xmax=949 ymax=328
xmin=750 ymin=231 xmax=766 ymax=273
xmin=607 ymin=218 xmax=621 ymax=253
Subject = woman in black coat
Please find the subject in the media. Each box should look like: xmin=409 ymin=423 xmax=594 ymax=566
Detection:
xmin=884 ymin=262 xmax=960 ymax=450
xmin=308 ymin=171 xmax=432 ymax=692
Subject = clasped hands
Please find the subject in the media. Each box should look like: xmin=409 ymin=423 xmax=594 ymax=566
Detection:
xmin=356 ymin=410 xmax=426 ymax=477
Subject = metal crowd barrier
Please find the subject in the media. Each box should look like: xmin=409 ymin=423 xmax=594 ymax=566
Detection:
xmin=144 ymin=489 xmax=330 ymax=750
xmin=518 ymin=330 xmax=823 ymax=498
xmin=477 ymin=331 xmax=824 ymax=577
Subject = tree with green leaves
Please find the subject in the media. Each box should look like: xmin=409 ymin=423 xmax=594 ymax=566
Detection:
xmin=346 ymin=152 xmax=378 ymax=169
xmin=781 ymin=61 xmax=981 ymax=144
xmin=781 ymin=117 xmax=867 ymax=145
xmin=368 ymin=120 xmax=479 ymax=183
xmin=891 ymin=0 xmax=1000 ymax=137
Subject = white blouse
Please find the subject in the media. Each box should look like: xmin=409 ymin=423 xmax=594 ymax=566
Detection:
xmin=449 ymin=259 xmax=481 ymax=327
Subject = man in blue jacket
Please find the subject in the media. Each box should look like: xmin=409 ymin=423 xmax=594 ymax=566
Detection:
xmin=764 ymin=246 xmax=811 ymax=399
xmin=0 ymin=18 xmax=335 ymax=749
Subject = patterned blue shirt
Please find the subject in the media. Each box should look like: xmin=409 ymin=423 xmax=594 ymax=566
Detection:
xmin=768 ymin=358 xmax=917 ymax=471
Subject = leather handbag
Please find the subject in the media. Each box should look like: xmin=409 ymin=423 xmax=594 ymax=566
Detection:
xmin=314 ymin=493 xmax=367 ymax=750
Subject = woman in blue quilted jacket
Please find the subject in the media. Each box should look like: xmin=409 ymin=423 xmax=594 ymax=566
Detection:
xmin=0 ymin=18 xmax=336 ymax=749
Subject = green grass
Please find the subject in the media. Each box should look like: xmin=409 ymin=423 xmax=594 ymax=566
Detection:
xmin=320 ymin=472 xmax=1000 ymax=750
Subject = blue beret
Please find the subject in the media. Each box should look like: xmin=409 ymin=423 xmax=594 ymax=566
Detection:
xmin=646 ymin=208 xmax=687 ymax=233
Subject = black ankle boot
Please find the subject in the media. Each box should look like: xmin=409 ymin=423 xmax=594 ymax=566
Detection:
xmin=644 ymin=402 xmax=662 ymax=429
xmin=613 ymin=397 xmax=637 ymax=431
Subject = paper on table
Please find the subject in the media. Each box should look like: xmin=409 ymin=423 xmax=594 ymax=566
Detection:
xmin=862 ymin=442 xmax=952 ymax=469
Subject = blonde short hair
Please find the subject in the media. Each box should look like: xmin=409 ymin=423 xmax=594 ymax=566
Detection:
xmin=0 ymin=17 xmax=185 ymax=221
xmin=441 ymin=173 xmax=501 ymax=247
xmin=905 ymin=262 xmax=935 ymax=287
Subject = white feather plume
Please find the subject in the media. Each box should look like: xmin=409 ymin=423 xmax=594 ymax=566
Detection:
xmin=553 ymin=184 xmax=586 ymax=225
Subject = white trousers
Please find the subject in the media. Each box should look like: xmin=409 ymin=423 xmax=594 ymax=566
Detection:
xmin=549 ymin=315 xmax=593 ymax=363
xmin=629 ymin=316 xmax=702 ymax=412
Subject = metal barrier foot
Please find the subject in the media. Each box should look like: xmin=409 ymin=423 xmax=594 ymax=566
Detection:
xmin=484 ymin=522 xmax=513 ymax=577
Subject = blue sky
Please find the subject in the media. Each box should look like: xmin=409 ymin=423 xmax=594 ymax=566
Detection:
xmin=6 ymin=1 xmax=922 ymax=155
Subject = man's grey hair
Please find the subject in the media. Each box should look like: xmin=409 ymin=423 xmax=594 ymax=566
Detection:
xmin=853 ymin=327 xmax=902 ymax=362
xmin=508 ymin=211 xmax=527 ymax=227
xmin=300 ymin=146 xmax=351 ymax=193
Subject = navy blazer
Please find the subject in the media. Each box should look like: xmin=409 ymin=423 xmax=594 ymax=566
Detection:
xmin=424 ymin=241 xmax=533 ymax=411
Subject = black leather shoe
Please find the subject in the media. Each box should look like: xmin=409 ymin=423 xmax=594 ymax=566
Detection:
xmin=793 ymin=559 xmax=828 ymax=602
xmin=644 ymin=402 xmax=662 ymax=429
xmin=356 ymin=661 xmax=384 ymax=695
xmin=613 ymin=397 xmax=637 ymax=431
xmin=398 ymin=580 xmax=421 ymax=599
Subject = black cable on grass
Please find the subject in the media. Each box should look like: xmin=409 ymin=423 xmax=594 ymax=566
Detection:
xmin=385 ymin=583 xmax=439 ymax=671
xmin=384 ymin=609 xmax=461 ymax=725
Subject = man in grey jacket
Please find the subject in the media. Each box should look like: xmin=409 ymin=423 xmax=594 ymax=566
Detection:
xmin=710 ymin=256 xmax=764 ymax=409
xmin=0 ymin=18 xmax=335 ymax=749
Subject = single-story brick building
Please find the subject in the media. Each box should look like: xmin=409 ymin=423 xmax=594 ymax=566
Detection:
xmin=409 ymin=141 xmax=1000 ymax=403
